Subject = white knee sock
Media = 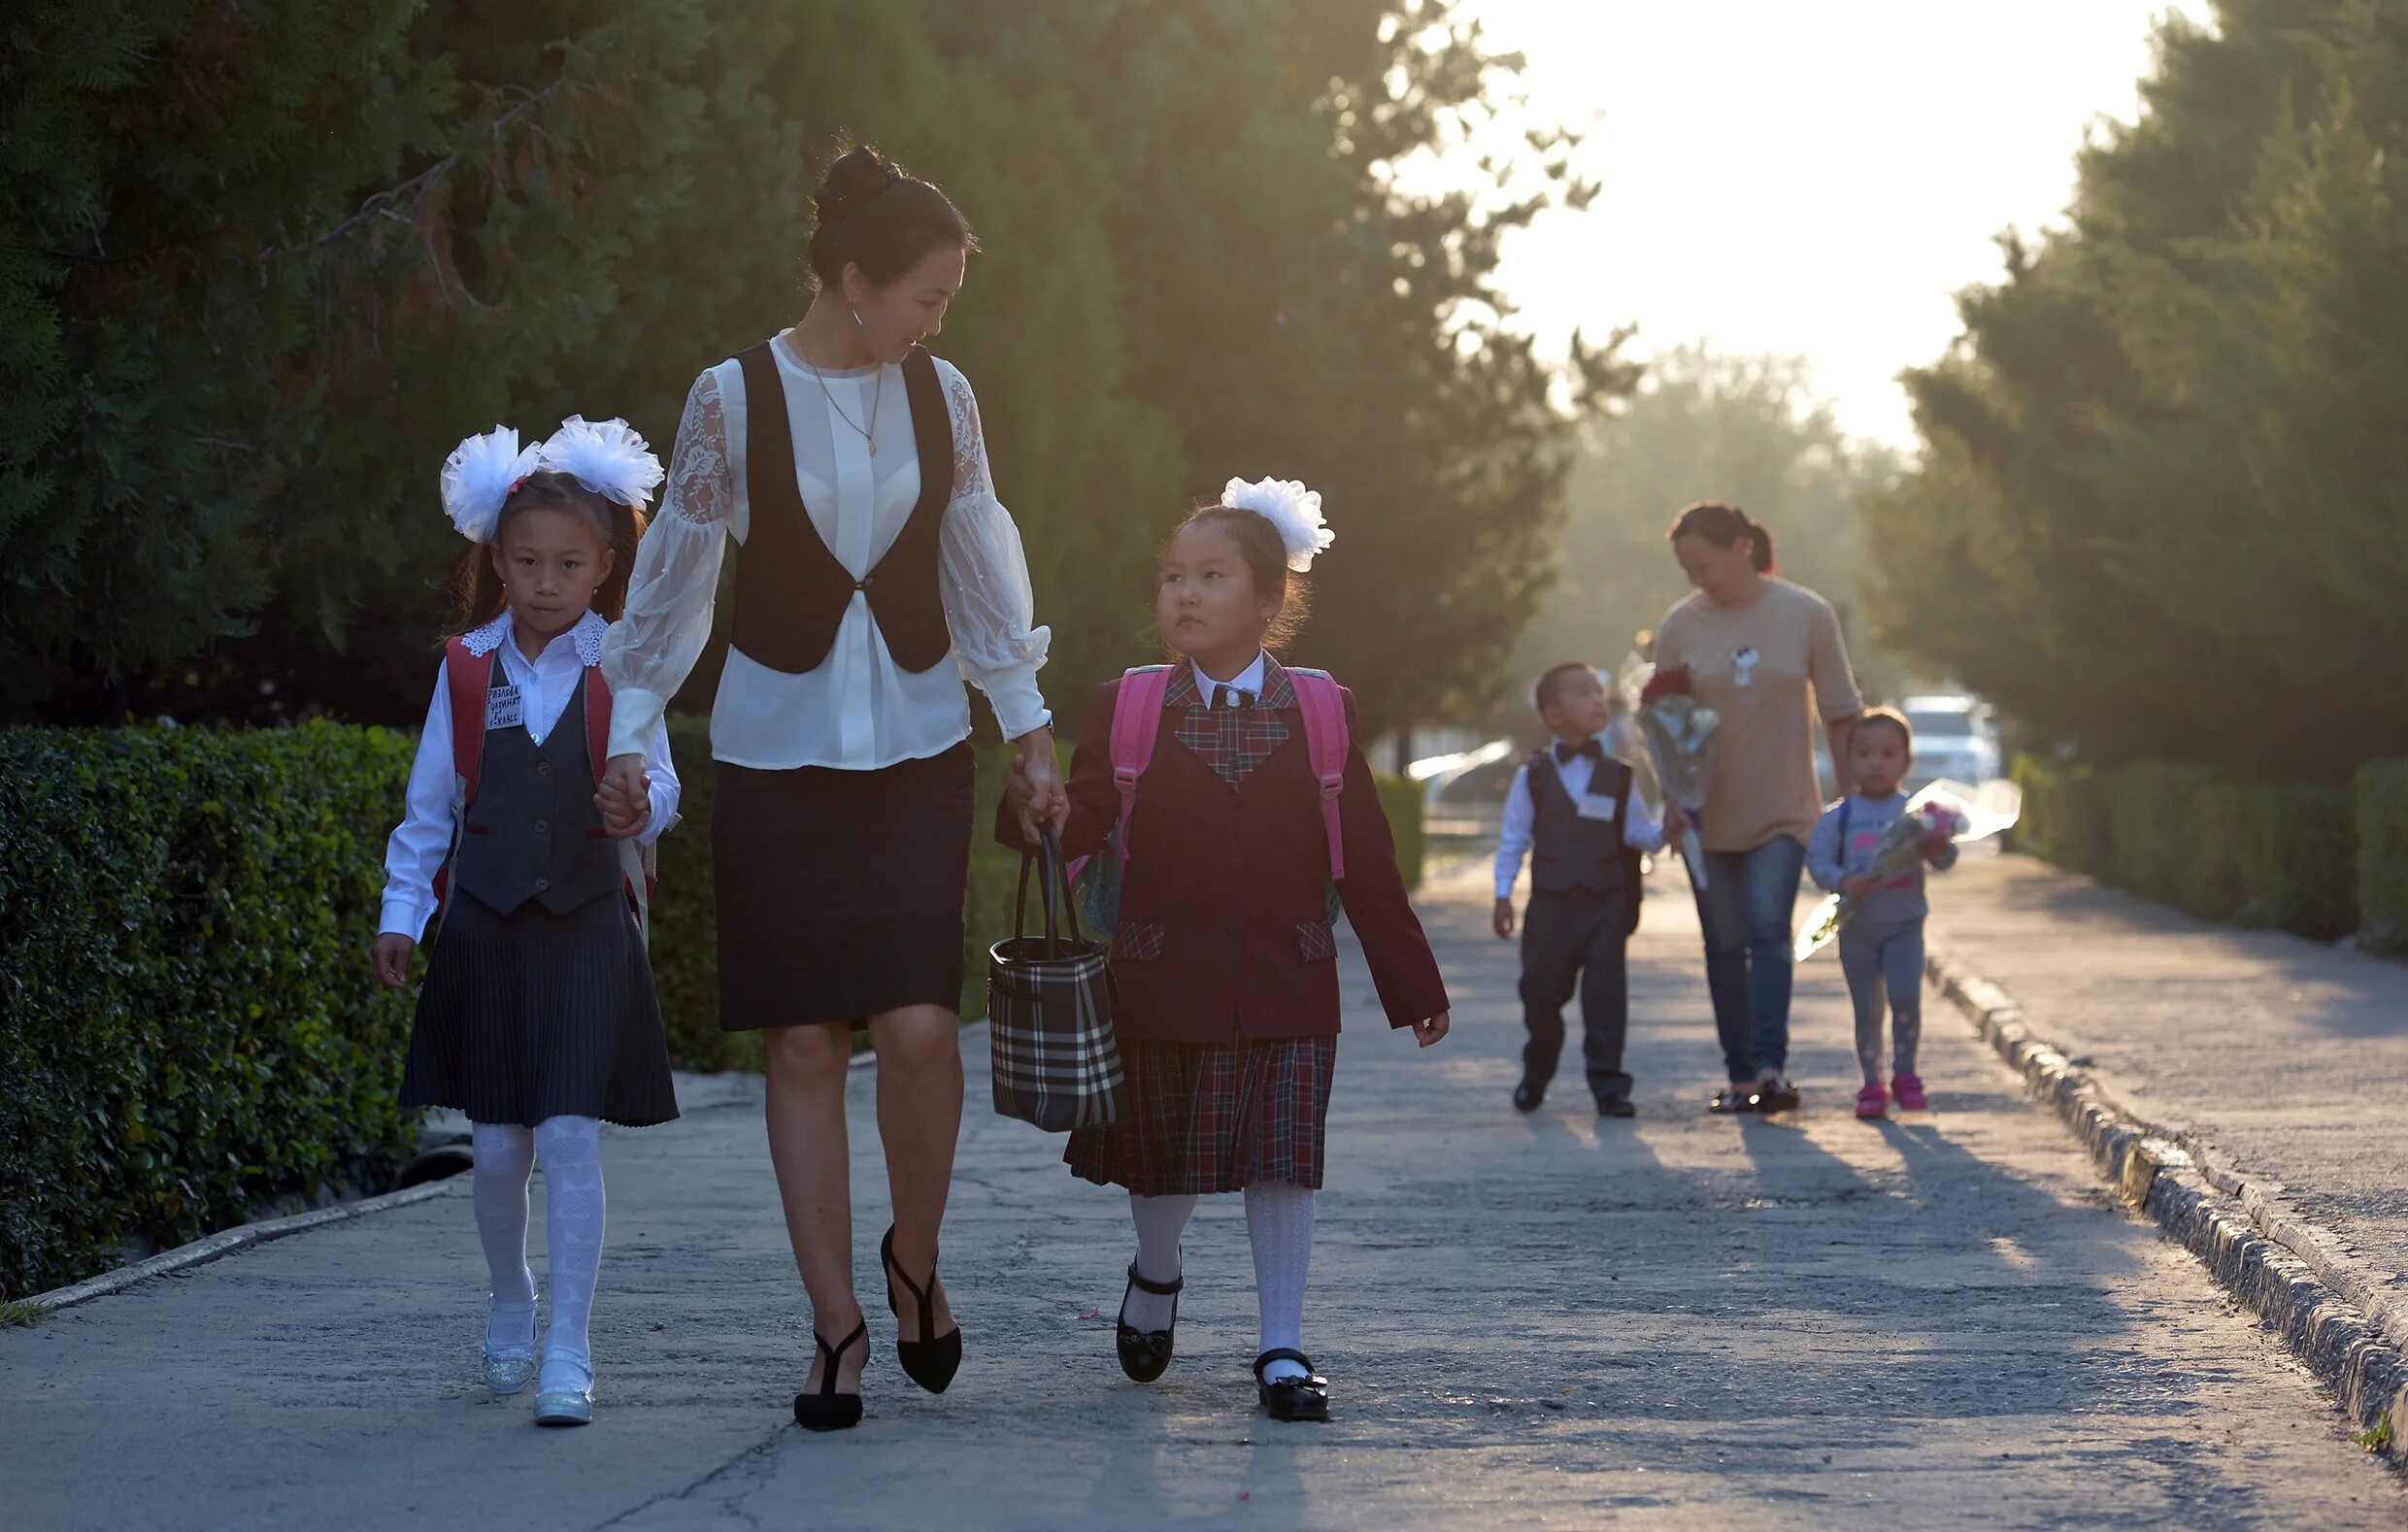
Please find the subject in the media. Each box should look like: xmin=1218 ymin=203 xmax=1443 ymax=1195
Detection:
xmin=471 ymin=1123 xmax=537 ymax=1351
xmin=532 ymin=1116 xmax=605 ymax=1393
xmin=1245 ymin=1181 xmax=1316 ymax=1383
xmin=1123 ymin=1193 xmax=1196 ymax=1331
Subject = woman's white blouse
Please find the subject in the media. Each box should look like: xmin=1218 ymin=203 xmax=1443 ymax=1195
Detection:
xmin=379 ymin=611 xmax=682 ymax=941
xmin=600 ymin=334 xmax=1053 ymax=770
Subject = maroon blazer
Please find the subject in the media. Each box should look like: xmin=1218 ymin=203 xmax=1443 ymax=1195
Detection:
xmin=996 ymin=663 xmax=1449 ymax=1044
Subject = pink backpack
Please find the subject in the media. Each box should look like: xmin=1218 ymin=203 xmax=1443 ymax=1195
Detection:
xmin=1073 ymin=665 xmax=1352 ymax=898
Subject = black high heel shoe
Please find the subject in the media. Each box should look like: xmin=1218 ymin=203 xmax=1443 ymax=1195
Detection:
xmin=1116 ymin=1264 xmax=1184 ymax=1383
xmin=881 ymin=1226 xmax=962 ymax=1394
xmin=793 ymin=1320 xmax=867 ymax=1432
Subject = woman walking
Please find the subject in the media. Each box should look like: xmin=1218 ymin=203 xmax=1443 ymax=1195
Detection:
xmin=597 ymin=147 xmax=1064 ymax=1430
xmin=1654 ymin=502 xmax=1862 ymax=1115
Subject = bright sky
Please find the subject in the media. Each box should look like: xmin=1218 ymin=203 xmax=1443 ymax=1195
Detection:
xmin=1437 ymin=0 xmax=2215 ymax=446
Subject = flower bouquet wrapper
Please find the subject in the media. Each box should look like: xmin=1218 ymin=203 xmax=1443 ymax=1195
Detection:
xmin=1792 ymin=779 xmax=2022 ymax=962
xmin=1619 ymin=654 xmax=1719 ymax=890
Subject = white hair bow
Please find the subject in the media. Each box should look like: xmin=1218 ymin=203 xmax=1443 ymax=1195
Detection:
xmin=1220 ymin=476 xmax=1334 ymax=572
xmin=538 ymin=416 xmax=665 ymax=509
xmin=439 ymin=426 xmax=541 ymax=544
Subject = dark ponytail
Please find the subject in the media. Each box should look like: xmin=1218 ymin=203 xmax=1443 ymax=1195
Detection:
xmin=1668 ymin=500 xmax=1774 ymax=574
xmin=807 ymin=145 xmax=977 ymax=290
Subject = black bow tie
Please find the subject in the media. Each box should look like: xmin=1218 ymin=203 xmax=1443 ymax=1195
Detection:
xmin=1555 ymin=740 xmax=1604 ymax=766
xmin=1212 ymin=683 xmax=1257 ymax=711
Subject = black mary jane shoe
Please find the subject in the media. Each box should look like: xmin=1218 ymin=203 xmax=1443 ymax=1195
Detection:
xmin=1707 ymin=1085 xmax=1757 ymax=1115
xmin=793 ymin=1320 xmax=867 ymax=1433
xmin=881 ymin=1226 xmax=963 ymax=1394
xmin=1254 ymin=1349 xmax=1331 ymax=1423
xmin=1511 ymin=1081 xmax=1544 ymax=1114
xmin=1117 ymin=1264 xmax=1184 ymax=1383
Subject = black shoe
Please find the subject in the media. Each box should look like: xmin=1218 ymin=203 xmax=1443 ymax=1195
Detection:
xmin=1117 ymin=1264 xmax=1184 ymax=1383
xmin=1755 ymin=1078 xmax=1802 ymax=1114
xmin=1708 ymin=1085 xmax=1757 ymax=1115
xmin=1254 ymin=1349 xmax=1330 ymax=1422
xmin=881 ymin=1226 xmax=963 ymax=1394
xmin=1595 ymin=1096 xmax=1636 ymax=1118
xmin=1512 ymin=1081 xmax=1544 ymax=1113
xmin=793 ymin=1320 xmax=867 ymax=1432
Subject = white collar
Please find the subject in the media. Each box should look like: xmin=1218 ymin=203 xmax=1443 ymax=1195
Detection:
xmin=461 ymin=609 xmax=608 ymax=667
xmin=1191 ymin=649 xmax=1268 ymax=701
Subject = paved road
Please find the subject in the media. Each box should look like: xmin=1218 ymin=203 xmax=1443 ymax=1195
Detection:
xmin=1 ymin=862 xmax=2399 ymax=1529
xmin=1928 ymin=851 xmax=2408 ymax=1334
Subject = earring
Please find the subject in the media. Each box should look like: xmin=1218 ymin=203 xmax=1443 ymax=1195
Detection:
xmin=850 ymin=306 xmax=866 ymax=330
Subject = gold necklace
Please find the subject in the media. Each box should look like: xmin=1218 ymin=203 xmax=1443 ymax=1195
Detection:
xmin=795 ymin=334 xmax=883 ymax=456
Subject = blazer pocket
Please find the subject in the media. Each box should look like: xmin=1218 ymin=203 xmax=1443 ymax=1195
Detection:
xmin=1296 ymin=919 xmax=1338 ymax=964
xmin=1115 ymin=920 xmax=1166 ymax=963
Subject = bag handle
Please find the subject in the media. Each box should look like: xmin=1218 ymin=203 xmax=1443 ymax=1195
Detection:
xmin=1013 ymin=823 xmax=1087 ymax=958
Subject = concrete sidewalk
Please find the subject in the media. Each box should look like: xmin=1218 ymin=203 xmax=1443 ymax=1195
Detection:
xmin=1925 ymin=852 xmax=2408 ymax=1343
xmin=1 ymin=863 xmax=2400 ymax=1529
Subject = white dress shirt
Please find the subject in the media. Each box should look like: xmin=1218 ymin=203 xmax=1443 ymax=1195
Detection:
xmin=600 ymin=334 xmax=1052 ymax=771
xmin=380 ymin=611 xmax=682 ymax=940
xmin=1493 ymin=738 xmax=1666 ymax=899
xmin=1191 ymin=650 xmax=1269 ymax=706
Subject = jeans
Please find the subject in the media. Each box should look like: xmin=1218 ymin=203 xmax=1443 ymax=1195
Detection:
xmin=1838 ymin=915 xmax=1923 ymax=1086
xmin=1690 ymin=835 xmax=1807 ymax=1081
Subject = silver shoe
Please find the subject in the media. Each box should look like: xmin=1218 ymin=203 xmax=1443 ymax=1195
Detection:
xmin=483 ymin=1345 xmax=538 ymax=1396
xmin=533 ymin=1386 xmax=593 ymax=1426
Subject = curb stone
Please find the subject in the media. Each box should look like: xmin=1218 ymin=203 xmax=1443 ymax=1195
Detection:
xmin=20 ymin=1035 xmax=940 ymax=1316
xmin=1926 ymin=944 xmax=2408 ymax=1459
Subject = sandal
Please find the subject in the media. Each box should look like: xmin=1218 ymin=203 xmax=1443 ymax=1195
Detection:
xmin=881 ymin=1226 xmax=963 ymax=1395
xmin=1708 ymin=1085 xmax=1757 ymax=1115
xmin=1755 ymin=1078 xmax=1802 ymax=1114
xmin=1254 ymin=1349 xmax=1330 ymax=1423
xmin=793 ymin=1320 xmax=867 ymax=1433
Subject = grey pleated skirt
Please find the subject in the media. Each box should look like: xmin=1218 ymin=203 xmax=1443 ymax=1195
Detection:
xmin=401 ymin=887 xmax=680 ymax=1128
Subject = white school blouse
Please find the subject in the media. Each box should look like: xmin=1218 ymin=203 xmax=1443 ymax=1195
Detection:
xmin=379 ymin=611 xmax=682 ymax=941
xmin=600 ymin=334 xmax=1053 ymax=771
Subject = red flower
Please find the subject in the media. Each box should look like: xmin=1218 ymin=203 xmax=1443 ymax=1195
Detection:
xmin=1639 ymin=666 xmax=1692 ymax=707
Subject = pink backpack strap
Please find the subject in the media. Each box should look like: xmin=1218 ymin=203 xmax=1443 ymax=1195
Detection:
xmin=1108 ymin=666 xmax=1175 ymax=868
xmin=1286 ymin=668 xmax=1351 ymax=881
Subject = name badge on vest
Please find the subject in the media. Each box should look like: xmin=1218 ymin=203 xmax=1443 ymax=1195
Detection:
xmin=1576 ymin=793 xmax=1621 ymax=823
xmin=485 ymin=683 xmax=525 ymax=732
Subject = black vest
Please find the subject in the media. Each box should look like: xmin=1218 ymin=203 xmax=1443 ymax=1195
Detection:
xmin=727 ymin=343 xmax=955 ymax=676
xmin=1528 ymin=749 xmax=1631 ymax=897
xmin=452 ymin=661 xmax=622 ymax=917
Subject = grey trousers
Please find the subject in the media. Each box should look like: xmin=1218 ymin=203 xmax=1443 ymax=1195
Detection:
xmin=1837 ymin=915 xmax=1923 ymax=1086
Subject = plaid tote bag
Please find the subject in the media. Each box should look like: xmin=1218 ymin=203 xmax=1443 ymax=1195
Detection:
xmin=987 ymin=827 xmax=1127 ymax=1131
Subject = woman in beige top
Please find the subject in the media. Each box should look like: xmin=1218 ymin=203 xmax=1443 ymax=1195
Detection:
xmin=1655 ymin=502 xmax=1862 ymax=1116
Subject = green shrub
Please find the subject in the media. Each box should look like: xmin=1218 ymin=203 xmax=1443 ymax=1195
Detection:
xmin=0 ymin=723 xmax=419 ymax=1300
xmin=2011 ymin=754 xmax=2112 ymax=876
xmin=2358 ymin=761 xmax=2408 ymax=956
xmin=646 ymin=723 xmax=1028 ymax=1066
xmin=1374 ymin=773 xmax=1427 ymax=890
xmin=2107 ymin=762 xmax=2249 ymax=919
xmin=2232 ymin=783 xmax=2357 ymax=941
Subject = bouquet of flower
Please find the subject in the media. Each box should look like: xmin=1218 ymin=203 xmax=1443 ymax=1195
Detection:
xmin=1619 ymin=655 xmax=1718 ymax=889
xmin=1792 ymin=779 xmax=2021 ymax=960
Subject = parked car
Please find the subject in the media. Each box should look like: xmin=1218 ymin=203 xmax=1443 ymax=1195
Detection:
xmin=1897 ymin=693 xmax=2002 ymax=788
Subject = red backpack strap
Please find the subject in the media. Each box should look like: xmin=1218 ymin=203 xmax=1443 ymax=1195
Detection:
xmin=1109 ymin=666 xmax=1175 ymax=869
xmin=1286 ymin=668 xmax=1351 ymax=881
xmin=444 ymin=637 xmax=492 ymax=804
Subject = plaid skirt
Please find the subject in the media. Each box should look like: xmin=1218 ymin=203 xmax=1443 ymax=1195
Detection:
xmin=1065 ymin=1035 xmax=1337 ymax=1195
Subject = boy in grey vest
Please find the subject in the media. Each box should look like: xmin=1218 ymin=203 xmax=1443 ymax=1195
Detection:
xmin=1494 ymin=663 xmax=1665 ymax=1116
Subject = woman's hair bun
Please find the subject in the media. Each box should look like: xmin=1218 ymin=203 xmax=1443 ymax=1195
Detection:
xmin=813 ymin=146 xmax=903 ymax=224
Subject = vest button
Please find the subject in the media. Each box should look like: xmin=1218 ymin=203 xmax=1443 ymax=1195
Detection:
xmin=535 ymin=877 xmax=551 ymax=892
xmin=534 ymin=818 xmax=550 ymax=834
xmin=536 ymin=762 xmax=553 ymax=779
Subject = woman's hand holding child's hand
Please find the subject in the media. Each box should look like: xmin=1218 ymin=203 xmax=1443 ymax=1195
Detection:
xmin=1412 ymin=1011 xmax=1451 ymax=1048
xmin=1492 ymin=899 xmax=1516 ymax=941
xmin=372 ymin=933 xmax=416 ymax=990
xmin=596 ymin=752 xmax=652 ymax=840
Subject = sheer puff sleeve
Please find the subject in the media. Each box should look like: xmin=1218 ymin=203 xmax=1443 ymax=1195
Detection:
xmin=934 ymin=358 xmax=1053 ymax=740
xmin=601 ymin=370 xmax=734 ymax=760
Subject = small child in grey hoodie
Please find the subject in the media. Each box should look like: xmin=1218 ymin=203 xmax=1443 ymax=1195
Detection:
xmin=1807 ymin=708 xmax=1958 ymax=1117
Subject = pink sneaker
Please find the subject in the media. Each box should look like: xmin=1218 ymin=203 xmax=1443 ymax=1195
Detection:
xmin=1893 ymin=1074 xmax=1928 ymax=1111
xmin=1855 ymin=1082 xmax=1889 ymax=1119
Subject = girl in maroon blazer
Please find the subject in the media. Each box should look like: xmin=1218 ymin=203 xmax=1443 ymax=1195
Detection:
xmin=1003 ymin=478 xmax=1451 ymax=1423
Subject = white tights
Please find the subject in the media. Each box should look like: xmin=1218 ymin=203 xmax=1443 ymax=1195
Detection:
xmin=1121 ymin=1183 xmax=1317 ymax=1383
xmin=471 ymin=1116 xmax=606 ymax=1392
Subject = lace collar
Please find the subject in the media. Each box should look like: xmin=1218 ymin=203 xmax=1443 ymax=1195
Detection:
xmin=459 ymin=610 xmax=609 ymax=667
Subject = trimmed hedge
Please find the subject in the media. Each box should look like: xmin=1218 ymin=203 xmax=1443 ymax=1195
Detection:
xmin=0 ymin=724 xmax=420 ymax=1300
xmin=2358 ymin=761 xmax=2408 ymax=956
xmin=2010 ymin=753 xmax=2359 ymax=942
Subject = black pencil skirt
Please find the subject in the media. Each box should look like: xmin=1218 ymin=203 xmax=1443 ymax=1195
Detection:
xmin=714 ymin=741 xmax=975 ymax=1030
